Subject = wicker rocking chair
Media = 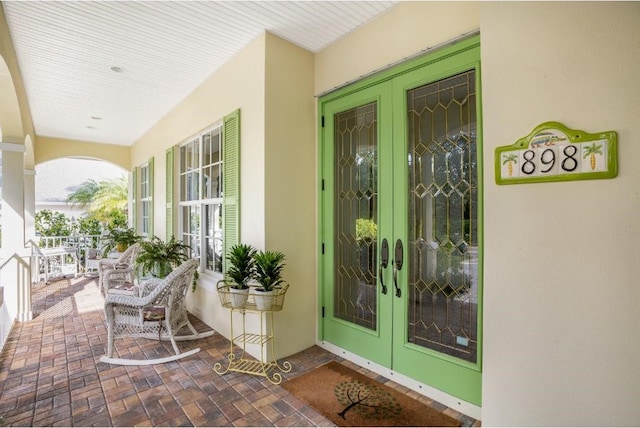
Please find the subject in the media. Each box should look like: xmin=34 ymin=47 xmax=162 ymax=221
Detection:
xmin=98 ymin=243 xmax=142 ymax=293
xmin=100 ymin=259 xmax=214 ymax=365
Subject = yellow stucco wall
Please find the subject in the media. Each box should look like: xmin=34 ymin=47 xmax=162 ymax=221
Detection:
xmin=314 ymin=1 xmax=480 ymax=96
xmin=35 ymin=136 xmax=130 ymax=170
xmin=0 ymin=57 xmax=21 ymax=139
xmin=480 ymin=2 xmax=640 ymax=426
xmin=132 ymin=33 xmax=270 ymax=346
xmin=0 ymin=3 xmax=35 ymax=167
xmin=132 ymin=31 xmax=319 ymax=361
xmin=132 ymin=29 xmax=316 ymax=362
xmin=263 ymin=32 xmax=316 ymax=358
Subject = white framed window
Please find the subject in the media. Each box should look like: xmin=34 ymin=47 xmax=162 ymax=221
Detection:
xmin=172 ymin=109 xmax=239 ymax=281
xmin=179 ymin=125 xmax=224 ymax=274
xmin=139 ymin=162 xmax=152 ymax=237
xmin=132 ymin=157 xmax=153 ymax=238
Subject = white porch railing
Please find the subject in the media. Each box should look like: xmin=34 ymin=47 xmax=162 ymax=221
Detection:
xmin=30 ymin=234 xmax=104 ymax=283
xmin=37 ymin=234 xmax=103 ymax=250
xmin=0 ymin=234 xmax=103 ymax=353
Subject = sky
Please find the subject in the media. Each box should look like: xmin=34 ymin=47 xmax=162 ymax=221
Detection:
xmin=35 ymin=158 xmax=126 ymax=202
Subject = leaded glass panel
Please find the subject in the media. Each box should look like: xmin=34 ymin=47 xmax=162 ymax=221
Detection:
xmin=333 ymin=102 xmax=378 ymax=330
xmin=407 ymin=70 xmax=478 ymax=363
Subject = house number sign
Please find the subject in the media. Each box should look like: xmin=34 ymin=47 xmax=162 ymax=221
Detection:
xmin=495 ymin=122 xmax=617 ymax=185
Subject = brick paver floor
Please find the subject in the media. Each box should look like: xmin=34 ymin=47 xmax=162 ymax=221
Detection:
xmin=0 ymin=275 xmax=479 ymax=426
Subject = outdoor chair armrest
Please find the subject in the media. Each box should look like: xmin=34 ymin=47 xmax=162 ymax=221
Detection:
xmin=140 ymin=278 xmax=162 ymax=297
xmin=103 ymin=265 xmax=135 ymax=279
xmin=104 ymin=291 xmax=148 ymax=308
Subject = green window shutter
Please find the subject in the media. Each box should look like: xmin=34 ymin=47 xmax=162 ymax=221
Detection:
xmin=223 ymin=109 xmax=240 ymax=274
xmin=148 ymin=156 xmax=154 ymax=237
xmin=131 ymin=167 xmax=138 ymax=232
xmin=166 ymin=147 xmax=175 ymax=239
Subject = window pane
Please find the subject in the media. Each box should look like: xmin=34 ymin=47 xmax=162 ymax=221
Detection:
xmin=180 ymin=173 xmax=187 ymax=202
xmin=180 ymin=145 xmax=187 ymax=173
xmin=211 ymin=129 xmax=221 ymax=164
xmin=140 ymin=165 xmax=149 ymax=199
xmin=182 ymin=205 xmax=200 ymax=259
xmin=203 ymin=166 xmax=213 ymax=199
xmin=178 ymin=124 xmax=223 ymax=274
xmin=203 ymin=132 xmax=213 ymax=166
xmin=190 ymin=205 xmax=199 ymax=235
xmin=204 ymin=203 xmax=223 ymax=273
xmin=212 ymin=164 xmax=221 ymax=198
xmin=141 ymin=201 xmax=148 ymax=234
xmin=186 ymin=171 xmax=199 ymax=201
xmin=181 ymin=206 xmax=190 ymax=241
xmin=192 ymin=141 xmax=199 ymax=171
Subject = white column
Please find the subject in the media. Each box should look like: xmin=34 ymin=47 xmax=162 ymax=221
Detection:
xmin=24 ymin=169 xmax=36 ymax=243
xmin=0 ymin=140 xmax=32 ymax=322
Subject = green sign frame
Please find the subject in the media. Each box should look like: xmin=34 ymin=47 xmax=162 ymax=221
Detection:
xmin=495 ymin=121 xmax=617 ymax=185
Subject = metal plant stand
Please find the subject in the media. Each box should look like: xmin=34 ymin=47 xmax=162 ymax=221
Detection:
xmin=214 ymin=283 xmax=291 ymax=384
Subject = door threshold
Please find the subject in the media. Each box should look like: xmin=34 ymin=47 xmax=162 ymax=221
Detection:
xmin=317 ymin=340 xmax=482 ymax=420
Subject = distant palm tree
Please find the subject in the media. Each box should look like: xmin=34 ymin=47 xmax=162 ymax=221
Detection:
xmin=67 ymin=179 xmax=100 ymax=208
xmin=92 ymin=176 xmax=128 ymax=213
xmin=67 ymin=175 xmax=128 ymax=229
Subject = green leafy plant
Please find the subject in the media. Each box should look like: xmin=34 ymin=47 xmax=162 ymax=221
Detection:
xmin=136 ymin=236 xmax=192 ymax=279
xmin=253 ymin=250 xmax=286 ymax=292
xmin=102 ymin=227 xmax=141 ymax=254
xmin=67 ymin=176 xmax=128 ymax=230
xmin=355 ymin=218 xmax=377 ymax=244
xmin=36 ymin=209 xmax=73 ymax=238
xmin=77 ymin=215 xmax=102 ymax=237
xmin=226 ymin=244 xmax=257 ymax=289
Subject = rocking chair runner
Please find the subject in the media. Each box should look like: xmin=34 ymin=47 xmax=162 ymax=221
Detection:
xmin=98 ymin=243 xmax=142 ymax=293
xmin=100 ymin=259 xmax=214 ymax=365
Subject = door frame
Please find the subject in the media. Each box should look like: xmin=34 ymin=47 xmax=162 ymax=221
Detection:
xmin=390 ymin=60 xmax=483 ymax=404
xmin=317 ymin=33 xmax=483 ymax=404
xmin=317 ymin=81 xmax=396 ymax=367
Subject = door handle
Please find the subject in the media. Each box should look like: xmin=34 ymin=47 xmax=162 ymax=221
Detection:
xmin=379 ymin=238 xmax=389 ymax=295
xmin=393 ymin=239 xmax=403 ymax=297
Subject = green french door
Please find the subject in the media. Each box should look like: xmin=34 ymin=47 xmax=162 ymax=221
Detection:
xmin=319 ymin=38 xmax=482 ymax=405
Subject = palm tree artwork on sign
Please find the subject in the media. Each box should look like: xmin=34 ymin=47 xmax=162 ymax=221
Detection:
xmin=502 ymin=153 xmax=518 ymax=177
xmin=582 ymin=142 xmax=603 ymax=170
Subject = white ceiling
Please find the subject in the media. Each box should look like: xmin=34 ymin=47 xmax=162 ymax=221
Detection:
xmin=3 ymin=1 xmax=397 ymax=146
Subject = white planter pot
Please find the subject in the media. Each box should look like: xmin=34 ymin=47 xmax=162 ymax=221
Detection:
xmin=254 ymin=290 xmax=277 ymax=311
xmin=229 ymin=287 xmax=249 ymax=308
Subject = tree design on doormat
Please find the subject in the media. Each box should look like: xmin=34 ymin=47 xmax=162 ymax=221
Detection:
xmin=334 ymin=379 xmax=402 ymax=420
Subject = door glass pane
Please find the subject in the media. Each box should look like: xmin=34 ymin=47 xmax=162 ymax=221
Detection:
xmin=407 ymin=70 xmax=478 ymax=362
xmin=333 ymin=102 xmax=378 ymax=330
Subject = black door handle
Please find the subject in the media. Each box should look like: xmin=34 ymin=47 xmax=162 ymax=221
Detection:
xmin=379 ymin=238 xmax=389 ymax=295
xmin=393 ymin=239 xmax=403 ymax=297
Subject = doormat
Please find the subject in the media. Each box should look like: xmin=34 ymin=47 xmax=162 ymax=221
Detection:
xmin=281 ymin=362 xmax=460 ymax=427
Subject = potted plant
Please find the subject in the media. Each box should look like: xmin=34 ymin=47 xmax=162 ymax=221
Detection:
xmin=102 ymin=227 xmax=141 ymax=254
xmin=136 ymin=235 xmax=192 ymax=279
xmin=355 ymin=218 xmax=377 ymax=285
xmin=253 ymin=250 xmax=287 ymax=311
xmin=222 ymin=244 xmax=257 ymax=308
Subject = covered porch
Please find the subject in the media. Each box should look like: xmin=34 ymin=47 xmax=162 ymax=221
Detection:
xmin=0 ymin=275 xmax=476 ymax=426
xmin=1 ymin=2 xmax=640 ymax=426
